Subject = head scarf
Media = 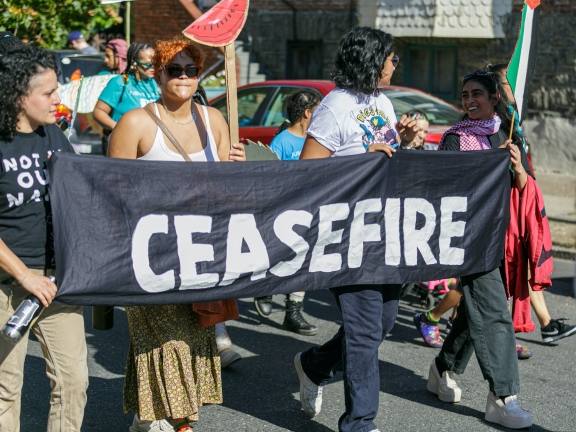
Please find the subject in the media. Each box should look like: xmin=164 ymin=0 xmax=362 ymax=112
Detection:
xmin=106 ymin=39 xmax=127 ymax=73
xmin=438 ymin=114 xmax=501 ymax=151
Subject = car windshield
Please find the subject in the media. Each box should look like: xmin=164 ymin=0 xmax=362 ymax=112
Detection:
xmin=59 ymin=56 xmax=107 ymax=83
xmin=383 ymin=90 xmax=462 ymax=125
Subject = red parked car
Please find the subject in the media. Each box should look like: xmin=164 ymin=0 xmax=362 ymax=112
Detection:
xmin=209 ymin=80 xmax=463 ymax=148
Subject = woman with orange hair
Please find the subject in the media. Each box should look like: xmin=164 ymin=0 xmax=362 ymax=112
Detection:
xmin=109 ymin=37 xmax=245 ymax=432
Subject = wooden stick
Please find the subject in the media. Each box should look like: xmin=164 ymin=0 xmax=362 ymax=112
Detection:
xmin=126 ymin=1 xmax=131 ymax=46
xmin=224 ymin=43 xmax=239 ymax=149
xmin=509 ymin=108 xmax=516 ymax=141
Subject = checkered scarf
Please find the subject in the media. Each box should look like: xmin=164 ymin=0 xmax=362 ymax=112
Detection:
xmin=438 ymin=114 xmax=501 ymax=151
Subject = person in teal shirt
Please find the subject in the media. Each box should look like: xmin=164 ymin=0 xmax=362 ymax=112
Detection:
xmin=269 ymin=90 xmax=320 ymax=161
xmin=94 ymin=42 xmax=159 ymax=130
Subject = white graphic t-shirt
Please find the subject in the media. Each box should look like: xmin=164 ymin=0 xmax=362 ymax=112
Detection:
xmin=307 ymin=88 xmax=399 ymax=157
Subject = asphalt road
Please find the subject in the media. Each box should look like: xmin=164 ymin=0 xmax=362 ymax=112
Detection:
xmin=20 ymin=259 xmax=576 ymax=431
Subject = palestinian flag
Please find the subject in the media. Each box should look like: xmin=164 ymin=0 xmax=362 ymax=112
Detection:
xmin=507 ymin=0 xmax=540 ymax=125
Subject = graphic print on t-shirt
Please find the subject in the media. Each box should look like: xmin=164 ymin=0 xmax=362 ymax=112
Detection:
xmin=1 ymin=152 xmax=49 ymax=208
xmin=0 ymin=125 xmax=76 ymax=267
xmin=353 ymin=105 xmax=398 ymax=150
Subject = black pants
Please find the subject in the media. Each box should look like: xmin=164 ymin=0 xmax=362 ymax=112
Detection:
xmin=438 ymin=268 xmax=520 ymax=396
xmin=301 ymin=284 xmax=401 ymax=432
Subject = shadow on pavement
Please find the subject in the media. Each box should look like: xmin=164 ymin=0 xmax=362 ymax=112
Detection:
xmin=85 ymin=306 xmax=130 ymax=376
xmin=547 ymin=277 xmax=575 ymax=297
xmin=221 ymin=325 xmax=335 ymax=432
xmin=378 ymin=360 xmax=553 ymax=431
xmin=20 ymin=306 xmax=132 ymax=431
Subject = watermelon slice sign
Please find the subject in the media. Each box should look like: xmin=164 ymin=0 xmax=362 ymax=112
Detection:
xmin=181 ymin=0 xmax=250 ymax=150
xmin=183 ymin=0 xmax=249 ymax=47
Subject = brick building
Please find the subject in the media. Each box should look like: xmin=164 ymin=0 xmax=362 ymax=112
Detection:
xmin=363 ymin=0 xmax=576 ymax=115
xmin=133 ymin=0 xmax=356 ymax=82
xmin=236 ymin=0 xmax=356 ymax=80
xmin=134 ymin=0 xmax=575 ymax=116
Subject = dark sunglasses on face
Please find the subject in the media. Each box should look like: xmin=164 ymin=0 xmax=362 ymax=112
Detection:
xmin=162 ymin=65 xmax=200 ymax=78
xmin=391 ymin=55 xmax=400 ymax=68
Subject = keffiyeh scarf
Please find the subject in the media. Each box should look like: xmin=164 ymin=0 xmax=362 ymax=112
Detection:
xmin=438 ymin=114 xmax=501 ymax=151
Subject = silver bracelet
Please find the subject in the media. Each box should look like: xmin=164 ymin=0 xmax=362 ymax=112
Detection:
xmin=17 ymin=269 xmax=32 ymax=285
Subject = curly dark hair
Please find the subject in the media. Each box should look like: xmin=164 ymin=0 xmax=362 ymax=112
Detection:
xmin=275 ymin=90 xmax=321 ymax=136
xmin=0 ymin=46 xmax=58 ymax=141
xmin=0 ymin=31 xmax=25 ymax=57
xmin=332 ymin=27 xmax=395 ymax=95
xmin=461 ymin=71 xmax=521 ymax=145
xmin=122 ymin=41 xmax=153 ymax=82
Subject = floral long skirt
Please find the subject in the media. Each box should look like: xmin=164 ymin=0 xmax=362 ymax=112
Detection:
xmin=123 ymin=304 xmax=222 ymax=422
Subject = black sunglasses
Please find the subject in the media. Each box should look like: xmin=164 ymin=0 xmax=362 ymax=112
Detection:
xmin=162 ymin=65 xmax=200 ymax=78
xmin=391 ymin=55 xmax=400 ymax=68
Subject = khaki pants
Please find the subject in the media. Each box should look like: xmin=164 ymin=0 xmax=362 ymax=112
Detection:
xmin=0 ymin=270 xmax=88 ymax=432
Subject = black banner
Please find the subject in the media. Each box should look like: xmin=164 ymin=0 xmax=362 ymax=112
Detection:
xmin=48 ymin=151 xmax=511 ymax=306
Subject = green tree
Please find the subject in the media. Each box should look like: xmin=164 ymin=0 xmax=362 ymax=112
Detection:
xmin=0 ymin=0 xmax=122 ymax=48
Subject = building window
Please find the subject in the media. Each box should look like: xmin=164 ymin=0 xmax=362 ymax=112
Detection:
xmin=286 ymin=41 xmax=323 ymax=80
xmin=403 ymin=45 xmax=457 ymax=102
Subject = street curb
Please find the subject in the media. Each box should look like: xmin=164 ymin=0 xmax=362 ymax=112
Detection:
xmin=552 ymin=246 xmax=576 ymax=261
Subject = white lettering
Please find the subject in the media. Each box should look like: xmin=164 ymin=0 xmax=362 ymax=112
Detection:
xmin=270 ymin=210 xmax=313 ymax=277
xmin=348 ymin=199 xmax=382 ymax=268
xmin=17 ymin=172 xmax=34 ymax=189
xmin=132 ymin=215 xmax=175 ymax=293
xmin=439 ymin=197 xmax=467 ymax=265
xmin=34 ymin=170 xmax=47 ymax=185
xmin=27 ymin=189 xmax=41 ymax=203
xmin=32 ymin=153 xmax=40 ymax=167
xmin=6 ymin=193 xmax=24 ymax=208
xmin=310 ymin=203 xmax=349 ymax=273
xmin=403 ymin=198 xmax=437 ymax=266
xmin=3 ymin=158 xmax=17 ymax=172
xmin=219 ymin=214 xmax=270 ymax=286
xmin=19 ymin=155 xmax=32 ymax=169
xmin=174 ymin=215 xmax=219 ymax=289
xmin=385 ymin=198 xmax=401 ymax=265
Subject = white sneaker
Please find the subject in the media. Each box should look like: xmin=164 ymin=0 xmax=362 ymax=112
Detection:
xmin=427 ymin=358 xmax=462 ymax=403
xmin=129 ymin=414 xmax=174 ymax=432
xmin=294 ymin=352 xmax=323 ymax=418
xmin=485 ymin=392 xmax=532 ymax=429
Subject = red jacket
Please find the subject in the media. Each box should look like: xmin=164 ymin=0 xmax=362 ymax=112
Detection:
xmin=504 ymin=175 xmax=554 ymax=333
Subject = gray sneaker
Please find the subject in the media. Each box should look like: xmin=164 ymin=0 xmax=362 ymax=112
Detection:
xmin=294 ymin=352 xmax=323 ymax=418
xmin=541 ymin=318 xmax=576 ymax=343
xmin=130 ymin=414 xmax=173 ymax=432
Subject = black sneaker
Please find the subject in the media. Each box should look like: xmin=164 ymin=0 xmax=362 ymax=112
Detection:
xmin=254 ymin=296 xmax=273 ymax=318
xmin=541 ymin=318 xmax=576 ymax=343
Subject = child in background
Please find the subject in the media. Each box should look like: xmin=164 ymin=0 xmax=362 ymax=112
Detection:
xmin=269 ymin=90 xmax=320 ymax=160
xmin=253 ymin=90 xmax=321 ymax=335
xmin=401 ymin=109 xmax=429 ymax=150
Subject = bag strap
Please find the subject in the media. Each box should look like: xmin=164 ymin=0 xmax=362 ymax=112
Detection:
xmin=143 ymin=104 xmax=192 ymax=162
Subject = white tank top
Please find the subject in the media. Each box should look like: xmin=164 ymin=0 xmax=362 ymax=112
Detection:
xmin=138 ymin=103 xmax=220 ymax=162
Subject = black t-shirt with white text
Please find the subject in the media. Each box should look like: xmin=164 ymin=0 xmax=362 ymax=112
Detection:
xmin=0 ymin=125 xmax=75 ymax=268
